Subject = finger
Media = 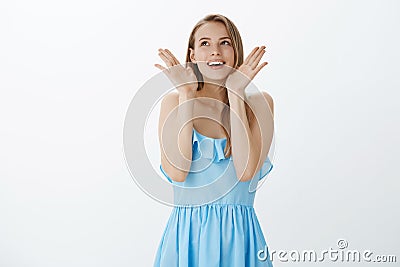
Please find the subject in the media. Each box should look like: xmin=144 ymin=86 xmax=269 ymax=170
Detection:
xmin=158 ymin=51 xmax=174 ymax=68
xmin=253 ymin=61 xmax=268 ymax=76
xmin=160 ymin=48 xmax=180 ymax=66
xmin=250 ymin=48 xmax=266 ymax=69
xmin=158 ymin=49 xmax=175 ymax=66
xmin=154 ymin=63 xmax=167 ymax=71
xmin=247 ymin=46 xmax=265 ymax=69
xmin=158 ymin=52 xmax=172 ymax=67
xmin=243 ymin=47 xmax=259 ymax=65
xmin=164 ymin=49 xmax=180 ymax=66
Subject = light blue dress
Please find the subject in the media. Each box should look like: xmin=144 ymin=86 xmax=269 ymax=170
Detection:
xmin=154 ymin=128 xmax=274 ymax=267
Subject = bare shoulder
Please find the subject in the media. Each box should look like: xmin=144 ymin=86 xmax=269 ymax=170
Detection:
xmin=160 ymin=91 xmax=179 ymax=108
xmin=247 ymin=91 xmax=274 ymax=117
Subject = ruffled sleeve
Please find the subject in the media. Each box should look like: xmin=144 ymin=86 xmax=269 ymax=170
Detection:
xmin=258 ymin=156 xmax=273 ymax=180
xmin=160 ymin=164 xmax=173 ymax=183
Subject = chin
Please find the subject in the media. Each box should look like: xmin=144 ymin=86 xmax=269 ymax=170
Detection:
xmin=197 ymin=63 xmax=233 ymax=84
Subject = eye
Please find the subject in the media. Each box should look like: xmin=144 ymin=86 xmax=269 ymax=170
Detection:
xmin=200 ymin=41 xmax=209 ymax=46
xmin=221 ymin=40 xmax=231 ymax=45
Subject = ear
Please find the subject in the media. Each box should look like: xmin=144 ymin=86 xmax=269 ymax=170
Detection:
xmin=189 ymin=48 xmax=196 ymax=63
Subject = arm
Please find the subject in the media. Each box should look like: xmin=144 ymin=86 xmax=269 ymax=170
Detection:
xmin=225 ymin=45 xmax=273 ymax=181
xmin=158 ymin=90 xmax=196 ymax=182
xmin=228 ymin=91 xmax=274 ymax=182
xmin=228 ymin=91 xmax=260 ymax=181
xmin=155 ymin=48 xmax=198 ymax=182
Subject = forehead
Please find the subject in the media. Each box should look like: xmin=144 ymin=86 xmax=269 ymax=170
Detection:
xmin=194 ymin=21 xmax=230 ymax=40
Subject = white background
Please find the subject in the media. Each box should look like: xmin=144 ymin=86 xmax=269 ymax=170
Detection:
xmin=1 ymin=0 xmax=399 ymax=266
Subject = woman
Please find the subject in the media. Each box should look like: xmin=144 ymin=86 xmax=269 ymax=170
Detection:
xmin=154 ymin=14 xmax=275 ymax=267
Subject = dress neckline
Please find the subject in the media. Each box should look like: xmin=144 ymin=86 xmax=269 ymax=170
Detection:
xmin=193 ymin=127 xmax=227 ymax=141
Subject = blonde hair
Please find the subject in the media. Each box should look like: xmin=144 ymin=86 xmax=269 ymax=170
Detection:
xmin=185 ymin=14 xmax=256 ymax=158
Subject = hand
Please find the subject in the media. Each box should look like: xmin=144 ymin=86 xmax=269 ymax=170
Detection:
xmin=155 ymin=48 xmax=198 ymax=94
xmin=225 ymin=46 xmax=268 ymax=95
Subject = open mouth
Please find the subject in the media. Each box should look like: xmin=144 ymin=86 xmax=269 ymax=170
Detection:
xmin=207 ymin=61 xmax=225 ymax=68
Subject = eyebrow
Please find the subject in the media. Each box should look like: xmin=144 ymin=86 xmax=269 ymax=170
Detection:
xmin=198 ymin=36 xmax=231 ymax=42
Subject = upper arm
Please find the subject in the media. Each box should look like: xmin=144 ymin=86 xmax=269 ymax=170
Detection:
xmin=262 ymin=91 xmax=274 ymax=118
xmin=158 ymin=92 xmax=179 ymax=137
xmin=158 ymin=92 xmax=188 ymax=182
xmin=248 ymin=91 xmax=274 ymax=132
xmin=246 ymin=91 xmax=274 ymax=181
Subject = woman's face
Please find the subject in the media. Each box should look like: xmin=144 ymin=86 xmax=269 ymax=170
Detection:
xmin=190 ymin=21 xmax=235 ymax=83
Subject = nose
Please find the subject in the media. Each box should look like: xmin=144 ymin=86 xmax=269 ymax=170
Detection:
xmin=210 ymin=44 xmax=221 ymax=56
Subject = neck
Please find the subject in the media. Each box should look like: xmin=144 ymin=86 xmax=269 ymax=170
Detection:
xmin=197 ymin=82 xmax=229 ymax=105
xmin=195 ymin=82 xmax=229 ymax=123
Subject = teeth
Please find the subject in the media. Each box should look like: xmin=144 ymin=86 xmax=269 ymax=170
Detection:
xmin=207 ymin=61 xmax=224 ymax=66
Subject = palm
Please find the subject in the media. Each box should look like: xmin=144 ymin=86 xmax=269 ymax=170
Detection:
xmin=155 ymin=48 xmax=197 ymax=92
xmin=226 ymin=46 xmax=268 ymax=94
xmin=168 ymin=64 xmax=197 ymax=89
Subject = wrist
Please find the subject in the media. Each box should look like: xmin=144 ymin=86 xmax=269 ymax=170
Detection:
xmin=227 ymin=89 xmax=246 ymax=100
xmin=178 ymin=85 xmax=197 ymax=97
xmin=178 ymin=89 xmax=196 ymax=101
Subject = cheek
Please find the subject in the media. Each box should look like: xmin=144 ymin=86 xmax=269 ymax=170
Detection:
xmin=222 ymin=47 xmax=235 ymax=62
xmin=194 ymin=50 xmax=207 ymax=61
